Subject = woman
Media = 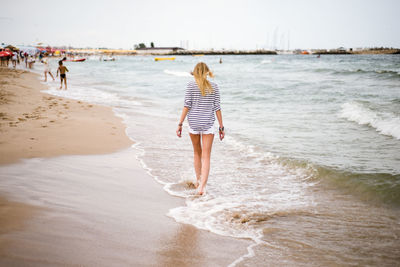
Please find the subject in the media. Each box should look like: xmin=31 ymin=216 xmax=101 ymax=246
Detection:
xmin=176 ymin=62 xmax=225 ymax=195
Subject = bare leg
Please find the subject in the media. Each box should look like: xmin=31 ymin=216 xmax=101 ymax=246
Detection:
xmin=64 ymin=77 xmax=67 ymax=90
xmin=44 ymin=72 xmax=47 ymax=82
xmin=198 ymin=134 xmax=214 ymax=195
xmin=48 ymin=71 xmax=55 ymax=81
xmin=189 ymin=133 xmax=202 ymax=188
xmin=60 ymin=78 xmax=63 ymax=89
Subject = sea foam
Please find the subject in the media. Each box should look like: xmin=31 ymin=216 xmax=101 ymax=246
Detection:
xmin=340 ymin=102 xmax=400 ymax=140
xmin=164 ymin=69 xmax=191 ymax=77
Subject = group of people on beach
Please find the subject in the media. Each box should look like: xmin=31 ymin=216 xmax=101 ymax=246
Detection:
xmin=1 ymin=50 xmax=39 ymax=69
xmin=1 ymin=51 xmax=69 ymax=90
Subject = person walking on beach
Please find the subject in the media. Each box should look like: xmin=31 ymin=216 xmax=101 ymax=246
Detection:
xmin=41 ymin=55 xmax=55 ymax=82
xmin=176 ymin=62 xmax=225 ymax=195
xmin=56 ymin=60 xmax=69 ymax=90
xmin=27 ymin=56 xmax=35 ymax=69
xmin=11 ymin=52 xmax=18 ymax=69
xmin=24 ymin=52 xmax=28 ymax=68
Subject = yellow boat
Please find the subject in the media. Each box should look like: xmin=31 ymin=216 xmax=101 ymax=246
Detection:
xmin=193 ymin=54 xmax=204 ymax=57
xmin=154 ymin=57 xmax=176 ymax=61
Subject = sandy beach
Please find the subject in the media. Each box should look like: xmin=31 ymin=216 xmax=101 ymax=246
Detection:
xmin=0 ymin=67 xmax=133 ymax=165
xmin=0 ymin=68 xmax=251 ymax=266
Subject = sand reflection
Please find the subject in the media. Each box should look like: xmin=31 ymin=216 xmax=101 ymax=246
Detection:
xmin=157 ymin=224 xmax=203 ymax=267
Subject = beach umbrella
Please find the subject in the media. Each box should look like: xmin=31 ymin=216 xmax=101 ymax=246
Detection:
xmin=18 ymin=46 xmax=39 ymax=56
xmin=0 ymin=51 xmax=11 ymax=57
xmin=5 ymin=45 xmax=18 ymax=51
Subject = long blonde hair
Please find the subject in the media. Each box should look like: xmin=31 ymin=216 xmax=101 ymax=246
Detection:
xmin=193 ymin=62 xmax=214 ymax=96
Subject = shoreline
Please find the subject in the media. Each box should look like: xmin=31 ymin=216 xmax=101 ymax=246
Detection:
xmin=0 ymin=67 xmax=133 ymax=165
xmin=0 ymin=66 xmax=251 ymax=266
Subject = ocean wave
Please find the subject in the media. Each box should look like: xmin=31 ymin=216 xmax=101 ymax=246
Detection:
xmin=313 ymin=165 xmax=400 ymax=205
xmin=311 ymin=68 xmax=400 ymax=79
xmin=275 ymin=155 xmax=400 ymax=205
xmin=164 ymin=69 xmax=192 ymax=77
xmin=260 ymin=59 xmax=274 ymax=64
xmin=340 ymin=102 xmax=400 ymax=140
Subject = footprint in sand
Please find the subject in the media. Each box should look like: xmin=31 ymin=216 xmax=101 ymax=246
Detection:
xmin=49 ymin=120 xmax=55 ymax=123
xmin=18 ymin=118 xmax=26 ymax=122
xmin=41 ymin=125 xmax=48 ymax=128
xmin=87 ymin=105 xmax=93 ymax=108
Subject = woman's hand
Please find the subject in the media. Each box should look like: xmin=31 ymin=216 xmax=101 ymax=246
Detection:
xmin=219 ymin=126 xmax=225 ymax=141
xmin=176 ymin=125 xmax=182 ymax=138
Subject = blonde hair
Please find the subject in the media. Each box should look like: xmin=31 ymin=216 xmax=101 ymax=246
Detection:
xmin=193 ymin=62 xmax=214 ymax=96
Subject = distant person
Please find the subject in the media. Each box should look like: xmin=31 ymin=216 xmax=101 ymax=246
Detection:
xmin=41 ymin=55 xmax=55 ymax=82
xmin=56 ymin=60 xmax=69 ymax=90
xmin=11 ymin=52 xmax=18 ymax=69
xmin=5 ymin=54 xmax=10 ymax=67
xmin=317 ymin=54 xmax=321 ymax=58
xmin=24 ymin=52 xmax=28 ymax=68
xmin=176 ymin=62 xmax=225 ymax=195
xmin=219 ymin=58 xmax=222 ymax=64
xmin=28 ymin=56 xmax=35 ymax=69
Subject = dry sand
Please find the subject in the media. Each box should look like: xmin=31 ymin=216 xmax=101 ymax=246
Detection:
xmin=0 ymin=67 xmax=251 ymax=266
xmin=0 ymin=67 xmax=133 ymax=165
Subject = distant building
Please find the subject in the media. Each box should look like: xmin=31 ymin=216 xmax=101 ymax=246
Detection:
xmin=135 ymin=47 xmax=184 ymax=55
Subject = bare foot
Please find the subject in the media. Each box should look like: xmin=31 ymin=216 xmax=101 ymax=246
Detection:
xmin=197 ymin=185 xmax=205 ymax=195
xmin=195 ymin=178 xmax=201 ymax=189
xmin=59 ymin=86 xmax=62 ymax=89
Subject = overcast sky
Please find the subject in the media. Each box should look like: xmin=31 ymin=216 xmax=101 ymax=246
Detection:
xmin=1 ymin=0 xmax=399 ymax=50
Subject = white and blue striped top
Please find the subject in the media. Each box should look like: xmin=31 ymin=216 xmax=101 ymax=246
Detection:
xmin=184 ymin=80 xmax=221 ymax=131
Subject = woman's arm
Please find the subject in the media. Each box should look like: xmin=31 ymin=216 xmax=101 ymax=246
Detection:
xmin=176 ymin=106 xmax=189 ymax=138
xmin=216 ymin=110 xmax=225 ymax=140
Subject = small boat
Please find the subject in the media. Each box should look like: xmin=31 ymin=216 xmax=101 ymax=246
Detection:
xmin=154 ymin=57 xmax=175 ymax=61
xmin=193 ymin=54 xmax=204 ymax=57
xmin=67 ymin=58 xmax=86 ymax=62
xmin=301 ymin=51 xmax=310 ymax=55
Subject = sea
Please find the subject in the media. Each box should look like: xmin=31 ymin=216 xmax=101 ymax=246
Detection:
xmin=39 ymin=54 xmax=400 ymax=266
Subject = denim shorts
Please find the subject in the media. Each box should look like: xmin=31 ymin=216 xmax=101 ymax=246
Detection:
xmin=188 ymin=124 xmax=215 ymax=135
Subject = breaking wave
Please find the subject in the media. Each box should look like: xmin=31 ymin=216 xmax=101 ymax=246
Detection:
xmin=340 ymin=102 xmax=400 ymax=140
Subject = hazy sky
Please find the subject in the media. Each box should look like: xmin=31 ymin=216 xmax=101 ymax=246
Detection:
xmin=1 ymin=0 xmax=399 ymax=50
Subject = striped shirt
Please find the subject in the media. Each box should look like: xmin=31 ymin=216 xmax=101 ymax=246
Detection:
xmin=184 ymin=80 xmax=221 ymax=131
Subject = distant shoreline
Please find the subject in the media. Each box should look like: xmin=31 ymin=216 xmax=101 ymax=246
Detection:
xmin=170 ymin=48 xmax=400 ymax=56
xmin=46 ymin=48 xmax=400 ymax=56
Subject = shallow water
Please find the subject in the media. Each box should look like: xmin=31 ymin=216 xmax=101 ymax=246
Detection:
xmin=40 ymin=54 xmax=400 ymax=265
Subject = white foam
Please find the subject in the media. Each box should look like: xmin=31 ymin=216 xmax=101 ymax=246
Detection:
xmin=163 ymin=134 xmax=317 ymax=265
xmin=260 ymin=59 xmax=272 ymax=64
xmin=340 ymin=102 xmax=400 ymax=140
xmin=164 ymin=69 xmax=191 ymax=77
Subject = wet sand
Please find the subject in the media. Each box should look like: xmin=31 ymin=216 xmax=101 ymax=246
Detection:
xmin=0 ymin=67 xmax=251 ymax=266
